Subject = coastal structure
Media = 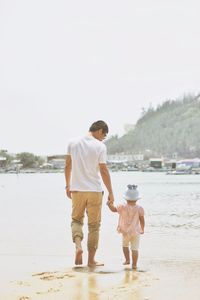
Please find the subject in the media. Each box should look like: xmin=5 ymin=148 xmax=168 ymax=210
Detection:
xmin=107 ymin=154 xmax=144 ymax=163
xmin=47 ymin=155 xmax=66 ymax=169
xmin=149 ymin=158 xmax=164 ymax=169
xmin=0 ymin=156 xmax=6 ymax=168
xmin=176 ymin=158 xmax=200 ymax=170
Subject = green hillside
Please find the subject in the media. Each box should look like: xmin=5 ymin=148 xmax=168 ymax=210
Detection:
xmin=106 ymin=95 xmax=200 ymax=158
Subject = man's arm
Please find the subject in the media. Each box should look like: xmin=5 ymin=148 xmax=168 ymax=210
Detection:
xmin=65 ymin=155 xmax=72 ymax=199
xmin=99 ymin=163 xmax=114 ymax=203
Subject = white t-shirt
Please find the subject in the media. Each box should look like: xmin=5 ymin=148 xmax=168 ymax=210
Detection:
xmin=66 ymin=135 xmax=107 ymax=192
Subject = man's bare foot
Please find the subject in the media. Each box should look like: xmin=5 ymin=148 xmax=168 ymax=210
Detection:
xmin=75 ymin=248 xmax=83 ymax=265
xmin=123 ymin=261 xmax=130 ymax=265
xmin=88 ymin=261 xmax=104 ymax=267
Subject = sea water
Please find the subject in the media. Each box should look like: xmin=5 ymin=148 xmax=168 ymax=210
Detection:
xmin=0 ymin=171 xmax=200 ymax=278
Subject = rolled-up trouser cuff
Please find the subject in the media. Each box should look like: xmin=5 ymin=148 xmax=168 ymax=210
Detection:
xmin=71 ymin=219 xmax=84 ymax=242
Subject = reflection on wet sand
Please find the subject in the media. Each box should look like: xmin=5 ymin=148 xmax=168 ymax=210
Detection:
xmin=8 ymin=265 xmax=148 ymax=300
xmin=123 ymin=269 xmax=138 ymax=284
xmin=71 ymin=277 xmax=85 ymax=300
xmin=68 ymin=268 xmax=100 ymax=300
xmin=87 ymin=275 xmax=100 ymax=300
xmin=120 ymin=270 xmax=144 ymax=300
xmin=70 ymin=266 xmax=146 ymax=300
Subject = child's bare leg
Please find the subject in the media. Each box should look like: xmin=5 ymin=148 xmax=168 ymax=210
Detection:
xmin=123 ymin=247 xmax=130 ymax=265
xmin=132 ymin=250 xmax=138 ymax=269
xmin=74 ymin=237 xmax=83 ymax=265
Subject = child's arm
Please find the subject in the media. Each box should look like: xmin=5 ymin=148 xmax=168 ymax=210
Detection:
xmin=139 ymin=215 xmax=145 ymax=234
xmin=107 ymin=201 xmax=117 ymax=212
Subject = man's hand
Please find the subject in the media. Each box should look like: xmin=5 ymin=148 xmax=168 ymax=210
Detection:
xmin=66 ymin=187 xmax=72 ymax=199
xmin=108 ymin=193 xmax=114 ymax=203
xmin=65 ymin=155 xmax=72 ymax=199
xmin=106 ymin=200 xmax=112 ymax=206
xmin=106 ymin=198 xmax=117 ymax=212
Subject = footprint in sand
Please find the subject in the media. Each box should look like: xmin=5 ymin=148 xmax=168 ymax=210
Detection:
xmin=32 ymin=271 xmax=58 ymax=277
xmin=33 ymin=271 xmax=74 ymax=281
xmin=36 ymin=288 xmax=60 ymax=295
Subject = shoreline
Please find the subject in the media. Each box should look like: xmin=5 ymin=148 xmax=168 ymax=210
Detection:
xmin=1 ymin=171 xmax=200 ymax=300
xmin=1 ymin=257 xmax=200 ymax=300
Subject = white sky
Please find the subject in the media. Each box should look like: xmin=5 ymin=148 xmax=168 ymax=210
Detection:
xmin=0 ymin=0 xmax=200 ymax=155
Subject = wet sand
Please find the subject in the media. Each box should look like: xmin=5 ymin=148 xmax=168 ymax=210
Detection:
xmin=1 ymin=173 xmax=200 ymax=299
xmin=1 ymin=258 xmax=200 ymax=300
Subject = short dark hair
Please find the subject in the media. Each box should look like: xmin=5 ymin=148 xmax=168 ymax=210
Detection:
xmin=89 ymin=120 xmax=109 ymax=134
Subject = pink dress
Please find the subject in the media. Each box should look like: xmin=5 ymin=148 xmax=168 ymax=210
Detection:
xmin=117 ymin=204 xmax=144 ymax=238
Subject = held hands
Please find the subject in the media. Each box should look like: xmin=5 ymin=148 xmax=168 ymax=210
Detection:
xmin=107 ymin=198 xmax=113 ymax=207
xmin=106 ymin=199 xmax=112 ymax=207
xmin=106 ymin=197 xmax=117 ymax=212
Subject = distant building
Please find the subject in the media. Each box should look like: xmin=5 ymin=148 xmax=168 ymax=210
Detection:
xmin=47 ymin=155 xmax=66 ymax=169
xmin=176 ymin=158 xmax=200 ymax=170
xmin=164 ymin=159 xmax=176 ymax=169
xmin=133 ymin=154 xmax=144 ymax=161
xmin=47 ymin=155 xmax=66 ymax=161
xmin=107 ymin=154 xmax=143 ymax=163
xmin=149 ymin=158 xmax=164 ymax=169
xmin=0 ymin=156 xmax=6 ymax=168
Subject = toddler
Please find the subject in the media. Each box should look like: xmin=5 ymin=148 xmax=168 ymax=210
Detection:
xmin=107 ymin=184 xmax=145 ymax=270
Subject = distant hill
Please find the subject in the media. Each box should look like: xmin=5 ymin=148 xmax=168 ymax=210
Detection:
xmin=106 ymin=95 xmax=200 ymax=158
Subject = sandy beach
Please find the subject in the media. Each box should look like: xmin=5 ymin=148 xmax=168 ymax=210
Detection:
xmin=1 ymin=257 xmax=200 ymax=300
xmin=1 ymin=172 xmax=200 ymax=300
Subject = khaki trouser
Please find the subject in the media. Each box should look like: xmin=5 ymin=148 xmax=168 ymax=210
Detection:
xmin=71 ymin=191 xmax=103 ymax=251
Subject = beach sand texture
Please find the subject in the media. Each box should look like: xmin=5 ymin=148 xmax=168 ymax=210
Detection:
xmin=1 ymin=259 xmax=200 ymax=300
xmin=0 ymin=172 xmax=200 ymax=299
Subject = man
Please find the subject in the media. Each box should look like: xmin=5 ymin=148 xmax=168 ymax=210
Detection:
xmin=65 ymin=120 xmax=114 ymax=267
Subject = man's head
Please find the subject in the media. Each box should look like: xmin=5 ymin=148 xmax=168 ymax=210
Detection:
xmin=89 ymin=120 xmax=109 ymax=141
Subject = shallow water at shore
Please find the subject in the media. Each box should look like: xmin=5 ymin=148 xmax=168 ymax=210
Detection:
xmin=0 ymin=172 xmax=200 ymax=299
xmin=0 ymin=172 xmax=200 ymax=258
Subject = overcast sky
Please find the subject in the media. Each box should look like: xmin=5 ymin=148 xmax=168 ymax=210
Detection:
xmin=0 ymin=0 xmax=200 ymax=155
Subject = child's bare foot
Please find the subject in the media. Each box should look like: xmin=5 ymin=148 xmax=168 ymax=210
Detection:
xmin=88 ymin=261 xmax=104 ymax=267
xmin=123 ymin=261 xmax=130 ymax=265
xmin=132 ymin=265 xmax=137 ymax=270
xmin=75 ymin=248 xmax=83 ymax=265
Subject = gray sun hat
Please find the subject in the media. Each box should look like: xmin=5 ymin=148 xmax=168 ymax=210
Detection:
xmin=123 ymin=184 xmax=140 ymax=201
